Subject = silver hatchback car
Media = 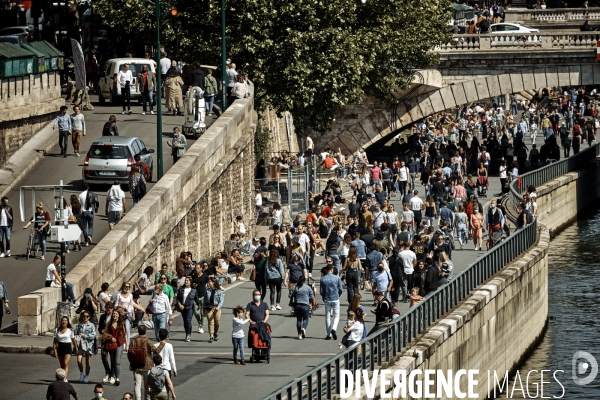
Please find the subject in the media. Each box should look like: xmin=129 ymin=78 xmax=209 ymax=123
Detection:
xmin=82 ymin=136 xmax=154 ymax=185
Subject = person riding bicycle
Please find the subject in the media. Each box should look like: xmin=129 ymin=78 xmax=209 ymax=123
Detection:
xmin=486 ymin=199 xmax=505 ymax=239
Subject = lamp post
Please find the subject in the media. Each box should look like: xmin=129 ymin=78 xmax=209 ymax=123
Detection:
xmin=155 ymin=0 xmax=164 ymax=179
xmin=221 ymin=0 xmax=227 ymax=111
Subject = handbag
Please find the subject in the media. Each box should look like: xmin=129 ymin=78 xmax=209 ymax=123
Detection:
xmin=288 ymin=287 xmax=297 ymax=307
xmin=68 ymin=214 xmax=77 ymax=223
xmin=364 ymin=280 xmax=372 ymax=291
xmin=102 ymin=332 xmax=117 ymax=352
xmin=250 ymin=268 xmax=256 ymax=282
xmin=50 ymin=279 xmax=61 ymax=288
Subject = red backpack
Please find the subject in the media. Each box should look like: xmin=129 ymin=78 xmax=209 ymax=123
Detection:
xmin=465 ymin=202 xmax=474 ymax=217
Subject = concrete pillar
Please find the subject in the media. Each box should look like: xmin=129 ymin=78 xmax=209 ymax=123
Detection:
xmin=505 ymin=93 xmax=510 ymax=110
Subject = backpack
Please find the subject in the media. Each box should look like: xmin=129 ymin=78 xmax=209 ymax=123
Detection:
xmin=288 ymin=263 xmax=304 ymax=282
xmin=86 ymin=191 xmax=99 ymax=213
xmin=137 ymin=175 xmax=147 ymax=198
xmin=148 ymin=366 xmax=166 ymax=392
xmin=525 ymin=209 xmax=534 ymax=224
xmin=563 ymin=136 xmax=572 ymax=147
xmin=480 ymin=152 xmax=487 ymax=162
xmin=127 ymin=338 xmax=149 ymax=369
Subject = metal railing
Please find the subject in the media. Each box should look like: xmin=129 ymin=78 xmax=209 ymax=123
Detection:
xmin=509 ymin=142 xmax=600 ymax=208
xmin=264 ymin=220 xmax=539 ymax=400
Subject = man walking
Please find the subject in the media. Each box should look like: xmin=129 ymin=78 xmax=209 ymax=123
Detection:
xmin=0 ymin=196 xmax=13 ymax=257
xmin=319 ymin=264 xmax=342 ymax=340
xmin=105 ymin=181 xmax=126 ymax=230
xmin=79 ymin=184 xmax=98 ymax=245
xmin=409 ymin=190 xmax=424 ymax=229
xmin=159 ymin=52 xmax=170 ymax=83
xmin=137 ymin=64 xmax=156 ymax=115
xmin=226 ymin=63 xmax=238 ymax=101
xmin=70 ymin=106 xmax=86 ymax=157
xmin=128 ymin=325 xmax=154 ymax=400
xmin=53 ymin=105 xmax=72 ymax=158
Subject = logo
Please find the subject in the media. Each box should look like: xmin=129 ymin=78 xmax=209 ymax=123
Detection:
xmin=572 ymin=351 xmax=598 ymax=386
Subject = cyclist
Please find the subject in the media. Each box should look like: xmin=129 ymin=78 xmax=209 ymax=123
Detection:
xmin=23 ymin=203 xmax=51 ymax=260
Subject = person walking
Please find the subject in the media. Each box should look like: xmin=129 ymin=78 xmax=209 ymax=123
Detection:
xmin=159 ymin=52 xmax=171 ymax=83
xmin=74 ymin=311 xmax=96 ymax=383
xmin=46 ymin=368 xmax=79 ymax=400
xmin=70 ymin=106 xmax=86 ymax=157
xmin=186 ymin=61 xmax=205 ymax=93
xmin=79 ymin=184 xmax=98 ymax=246
xmin=128 ymin=325 xmax=154 ymax=400
xmin=128 ymin=166 xmax=147 ymax=206
xmin=148 ymin=284 xmax=173 ymax=343
xmin=0 ymin=196 xmax=13 ymax=257
xmin=117 ymin=64 xmax=133 ymax=115
xmin=368 ymin=290 xmax=392 ymax=335
xmin=320 ymin=264 xmax=343 ymax=340
xmin=147 ymin=353 xmax=177 ymax=400
xmin=232 ymin=305 xmax=250 ymax=365
xmin=69 ymin=195 xmax=85 ymax=252
xmin=105 ymin=181 xmax=126 ymax=230
xmin=175 ymin=277 xmax=200 ymax=342
xmin=153 ymin=329 xmax=177 ymax=382
xmin=104 ymin=309 xmax=126 ymax=386
xmin=165 ymin=66 xmax=184 ymax=116
xmin=204 ymin=68 xmax=218 ymax=116
xmin=166 ymin=127 xmax=186 ymax=164
xmin=0 ymin=279 xmax=8 ymax=329
xmin=470 ymin=208 xmax=484 ymax=251
xmin=265 ymin=250 xmax=285 ymax=311
xmin=102 ymin=115 xmax=119 ymax=136
xmin=53 ymin=316 xmax=78 ymax=381
xmin=289 ymin=275 xmax=314 ymax=339
xmin=53 ymin=105 xmax=72 ymax=158
xmin=226 ymin=63 xmax=238 ymax=102
xmin=138 ymin=64 xmax=157 ymax=115
xmin=204 ymin=277 xmax=224 ymax=343
xmin=341 ymin=247 xmax=361 ymax=303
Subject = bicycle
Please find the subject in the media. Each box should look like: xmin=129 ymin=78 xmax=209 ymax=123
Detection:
xmin=25 ymin=228 xmax=40 ymax=260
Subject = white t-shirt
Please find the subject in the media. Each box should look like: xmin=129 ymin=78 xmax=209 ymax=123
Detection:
xmin=183 ymin=288 xmax=191 ymax=303
xmin=154 ymin=342 xmax=176 ymax=372
xmin=255 ymin=193 xmax=262 ymax=207
xmin=46 ymin=263 xmax=57 ymax=281
xmin=409 ymin=197 xmax=423 ymax=212
xmin=117 ymin=70 xmax=133 ymax=86
xmin=499 ymin=165 xmax=507 ymax=179
xmin=160 ymin=57 xmax=171 ymax=75
xmin=79 ymin=191 xmax=93 ymax=212
xmin=107 ymin=186 xmax=126 ymax=212
xmin=398 ymin=167 xmax=409 ymax=181
xmin=54 ymin=328 xmax=74 ymax=343
xmin=399 ymin=250 xmax=417 ymax=275
xmin=0 ymin=206 xmax=8 ymax=227
xmin=386 ymin=211 xmax=398 ymax=225
xmin=306 ymin=136 xmax=314 ymax=150
xmin=297 ymin=233 xmax=310 ymax=255
xmin=99 ymin=292 xmax=110 ymax=311
xmin=115 ymin=292 xmax=134 ymax=314
xmin=272 ymin=209 xmax=282 ymax=221
xmin=372 ymin=211 xmax=386 ymax=229
xmin=238 ymin=222 xmax=246 ymax=234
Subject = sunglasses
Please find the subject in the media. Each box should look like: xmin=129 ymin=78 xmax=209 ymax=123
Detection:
xmin=161 ymin=278 xmax=167 ymax=280
xmin=83 ymin=315 xmax=90 ymax=319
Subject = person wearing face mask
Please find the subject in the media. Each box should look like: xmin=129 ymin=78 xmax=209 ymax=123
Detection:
xmin=486 ymin=199 xmax=505 ymax=240
xmin=245 ymin=289 xmax=270 ymax=332
xmin=166 ymin=127 xmax=187 ymax=164
xmin=470 ymin=207 xmax=484 ymax=251
xmin=75 ymin=311 xmax=96 ymax=383
xmin=91 ymin=383 xmax=107 ymax=399
xmin=76 ymin=288 xmax=99 ymax=325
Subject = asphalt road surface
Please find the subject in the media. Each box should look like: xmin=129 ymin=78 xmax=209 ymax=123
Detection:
xmin=0 ymin=94 xmax=217 ymax=333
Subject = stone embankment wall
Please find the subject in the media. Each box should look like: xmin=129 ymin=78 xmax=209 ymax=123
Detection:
xmin=0 ymin=72 xmax=64 ymax=167
xmin=260 ymin=107 xmax=300 ymax=156
xmin=18 ymin=89 xmax=256 ymax=335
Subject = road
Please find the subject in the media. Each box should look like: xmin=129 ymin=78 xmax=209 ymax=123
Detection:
xmin=0 ymin=172 xmax=503 ymax=399
xmin=0 ymin=94 xmax=216 ymax=332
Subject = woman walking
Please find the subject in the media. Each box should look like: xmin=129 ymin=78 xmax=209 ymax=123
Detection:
xmin=265 ymin=249 xmax=285 ymax=311
xmin=53 ymin=316 xmax=78 ymax=381
xmin=289 ymin=275 xmax=314 ymax=340
xmin=76 ymin=287 xmax=98 ymax=324
xmin=74 ymin=311 xmax=96 ymax=383
xmin=165 ymin=65 xmax=184 ymax=116
xmin=341 ymin=248 xmax=362 ymax=303
xmin=470 ymin=208 xmax=484 ymax=251
xmin=253 ymin=252 xmax=268 ymax=301
xmin=104 ymin=309 xmax=126 ymax=386
xmin=113 ymin=282 xmax=135 ymax=343
xmin=175 ymin=276 xmax=201 ymax=342
xmin=204 ymin=277 xmax=224 ymax=343
xmin=98 ymin=303 xmax=113 ymax=383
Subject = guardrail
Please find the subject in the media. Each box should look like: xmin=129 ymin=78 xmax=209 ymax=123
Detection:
xmin=504 ymin=7 xmax=600 ymax=23
xmin=439 ymin=32 xmax=600 ymax=51
xmin=509 ymin=142 xmax=600 ymax=208
xmin=264 ymin=220 xmax=539 ymax=400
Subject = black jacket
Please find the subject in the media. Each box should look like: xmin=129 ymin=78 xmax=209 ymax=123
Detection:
xmin=0 ymin=205 xmax=13 ymax=229
xmin=424 ymin=265 xmax=439 ymax=293
xmin=187 ymin=68 xmax=205 ymax=90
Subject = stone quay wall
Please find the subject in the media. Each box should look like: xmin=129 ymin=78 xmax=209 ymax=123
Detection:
xmin=0 ymin=72 xmax=64 ymax=167
xmin=17 ymin=89 xmax=256 ymax=335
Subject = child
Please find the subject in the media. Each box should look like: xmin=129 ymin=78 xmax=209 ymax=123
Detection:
xmin=409 ymin=287 xmax=424 ymax=307
xmin=232 ymin=306 xmax=250 ymax=365
xmin=235 ymin=216 xmax=246 ymax=238
xmin=339 ymin=310 xmax=356 ymax=349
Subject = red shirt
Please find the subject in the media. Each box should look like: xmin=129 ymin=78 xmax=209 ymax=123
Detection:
xmin=321 ymin=206 xmax=333 ymax=218
xmin=107 ymin=323 xmax=125 ymax=347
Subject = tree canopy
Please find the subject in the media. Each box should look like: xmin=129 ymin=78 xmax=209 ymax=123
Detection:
xmin=95 ymin=0 xmax=451 ymax=133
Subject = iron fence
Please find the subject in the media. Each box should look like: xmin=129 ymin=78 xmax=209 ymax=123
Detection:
xmin=264 ymin=219 xmax=539 ymax=400
xmin=509 ymin=142 xmax=600 ymax=208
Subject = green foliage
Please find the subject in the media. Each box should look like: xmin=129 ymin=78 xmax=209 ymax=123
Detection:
xmin=254 ymin=120 xmax=271 ymax=163
xmin=95 ymin=0 xmax=452 ymax=133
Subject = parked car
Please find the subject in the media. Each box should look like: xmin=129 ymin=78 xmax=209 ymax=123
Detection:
xmin=490 ymin=23 xmax=539 ymax=34
xmin=97 ymin=58 xmax=156 ymax=106
xmin=0 ymin=26 xmax=31 ymax=42
xmin=82 ymin=136 xmax=154 ymax=185
xmin=0 ymin=35 xmax=22 ymax=45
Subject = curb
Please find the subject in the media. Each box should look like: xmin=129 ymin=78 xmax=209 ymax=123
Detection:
xmin=0 ymin=344 xmax=52 ymax=354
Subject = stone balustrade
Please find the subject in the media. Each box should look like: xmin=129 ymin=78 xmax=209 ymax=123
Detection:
xmin=439 ymin=32 xmax=600 ymax=52
xmin=505 ymin=7 xmax=600 ymax=22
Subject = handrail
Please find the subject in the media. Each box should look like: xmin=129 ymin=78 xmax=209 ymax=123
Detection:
xmin=509 ymin=142 xmax=600 ymax=209
xmin=263 ymin=220 xmax=539 ymax=400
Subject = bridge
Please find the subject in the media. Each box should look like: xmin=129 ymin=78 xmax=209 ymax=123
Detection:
xmin=310 ymin=30 xmax=600 ymax=154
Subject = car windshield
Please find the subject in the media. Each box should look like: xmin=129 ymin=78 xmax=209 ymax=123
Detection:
xmin=88 ymin=145 xmax=131 ymax=159
xmin=118 ymin=63 xmax=151 ymax=77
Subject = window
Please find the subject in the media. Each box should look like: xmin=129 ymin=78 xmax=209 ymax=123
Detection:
xmin=491 ymin=25 xmax=503 ymax=32
xmin=504 ymin=25 xmax=519 ymax=31
xmin=130 ymin=140 xmax=141 ymax=156
xmin=88 ymin=145 xmax=131 ymax=159
xmin=118 ymin=63 xmax=152 ymax=78
xmin=136 ymin=140 xmax=148 ymax=155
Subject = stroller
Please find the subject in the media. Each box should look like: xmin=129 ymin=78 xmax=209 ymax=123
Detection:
xmin=477 ymin=175 xmax=489 ymax=198
xmin=248 ymin=323 xmax=271 ymax=363
xmin=486 ymin=226 xmax=504 ymax=250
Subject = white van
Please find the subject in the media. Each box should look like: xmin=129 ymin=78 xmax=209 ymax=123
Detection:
xmin=98 ymin=58 xmax=156 ymax=105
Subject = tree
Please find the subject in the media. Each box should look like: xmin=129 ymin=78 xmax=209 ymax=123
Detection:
xmin=95 ymin=0 xmax=451 ymax=133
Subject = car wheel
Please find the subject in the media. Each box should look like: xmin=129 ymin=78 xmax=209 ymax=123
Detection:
xmin=98 ymin=91 xmax=105 ymax=104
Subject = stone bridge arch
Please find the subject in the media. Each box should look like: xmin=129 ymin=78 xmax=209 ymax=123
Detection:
xmin=312 ymin=64 xmax=600 ymax=154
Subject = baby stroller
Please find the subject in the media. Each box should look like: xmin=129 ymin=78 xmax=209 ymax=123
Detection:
xmin=486 ymin=227 xmax=504 ymax=250
xmin=477 ymin=175 xmax=489 ymax=198
xmin=248 ymin=323 xmax=271 ymax=363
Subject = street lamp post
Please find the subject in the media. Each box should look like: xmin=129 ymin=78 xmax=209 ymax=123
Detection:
xmin=155 ymin=0 xmax=164 ymax=179
xmin=221 ymin=0 xmax=227 ymax=111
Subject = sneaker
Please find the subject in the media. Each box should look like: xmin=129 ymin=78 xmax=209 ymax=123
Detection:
xmin=79 ymin=372 xmax=84 ymax=382
xmin=66 ymin=249 xmax=70 ymax=254
xmin=85 ymin=240 xmax=90 ymax=247
xmin=276 ymin=304 xmax=282 ymax=310
xmin=103 ymin=374 xmax=109 ymax=383
xmin=109 ymin=376 xmax=115 ymax=385
xmin=302 ymin=328 xmax=306 ymax=339
xmin=5 ymin=251 xmax=9 ymax=257
xmin=115 ymin=379 xmax=120 ymax=386
xmin=150 ymin=111 xmax=155 ymax=115
xmin=331 ymin=329 xmax=337 ymax=340
xmin=214 ymin=334 xmax=219 ymax=341
xmin=271 ymin=305 xmax=276 ymax=311
xmin=298 ymin=334 xmax=303 ymax=340
xmin=185 ymin=335 xmax=191 ymax=342
xmin=230 ymin=277 xmax=237 ymax=282
xmin=83 ymin=375 xmax=89 ymax=384
xmin=122 ymin=111 xmax=126 ymax=115
xmin=208 ymin=337 xmax=214 ymax=343
xmin=0 ymin=253 xmax=5 ymax=258
xmin=76 ymin=153 xmax=80 ymax=157
xmin=238 ymin=277 xmax=247 ymax=281
xmin=142 ymin=112 xmax=146 ymax=115
xmin=325 ymin=336 xmax=332 ymax=340
xmin=128 ymin=110 xmax=132 ymax=115
xmin=199 ymin=327 xmax=204 ymax=334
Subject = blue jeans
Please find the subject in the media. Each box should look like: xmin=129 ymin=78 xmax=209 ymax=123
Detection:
xmin=294 ymin=304 xmax=310 ymax=334
xmin=152 ymin=313 xmax=168 ymax=342
xmin=182 ymin=307 xmax=193 ymax=336
xmin=36 ymin=230 xmax=46 ymax=255
xmin=82 ymin=211 xmax=94 ymax=242
xmin=141 ymin=90 xmax=154 ymax=112
xmin=329 ymin=254 xmax=341 ymax=273
xmin=0 ymin=226 xmax=10 ymax=253
xmin=324 ymin=299 xmax=340 ymax=337
xmin=232 ymin=337 xmax=245 ymax=361
xmin=204 ymin=94 xmax=215 ymax=114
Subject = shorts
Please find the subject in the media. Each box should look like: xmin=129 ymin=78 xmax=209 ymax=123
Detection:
xmin=108 ymin=211 xmax=123 ymax=225
xmin=57 ymin=342 xmax=72 ymax=357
